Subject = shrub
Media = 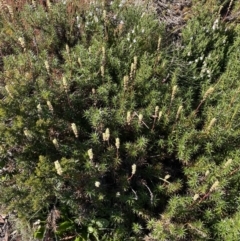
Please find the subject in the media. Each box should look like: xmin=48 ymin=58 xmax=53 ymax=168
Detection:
xmin=0 ymin=0 xmax=240 ymax=240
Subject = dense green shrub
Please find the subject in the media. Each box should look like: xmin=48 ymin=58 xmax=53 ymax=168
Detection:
xmin=0 ymin=0 xmax=240 ymax=240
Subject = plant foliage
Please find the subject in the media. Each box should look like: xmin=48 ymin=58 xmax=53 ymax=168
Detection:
xmin=0 ymin=0 xmax=240 ymax=240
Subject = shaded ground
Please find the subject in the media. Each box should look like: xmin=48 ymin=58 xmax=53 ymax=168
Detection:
xmin=0 ymin=215 xmax=8 ymax=241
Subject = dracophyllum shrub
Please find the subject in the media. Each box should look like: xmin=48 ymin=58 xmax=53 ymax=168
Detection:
xmin=0 ymin=0 xmax=240 ymax=240
xmin=0 ymin=0 xmax=174 ymax=240
xmin=175 ymin=8 xmax=234 ymax=108
xmin=144 ymin=10 xmax=240 ymax=241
